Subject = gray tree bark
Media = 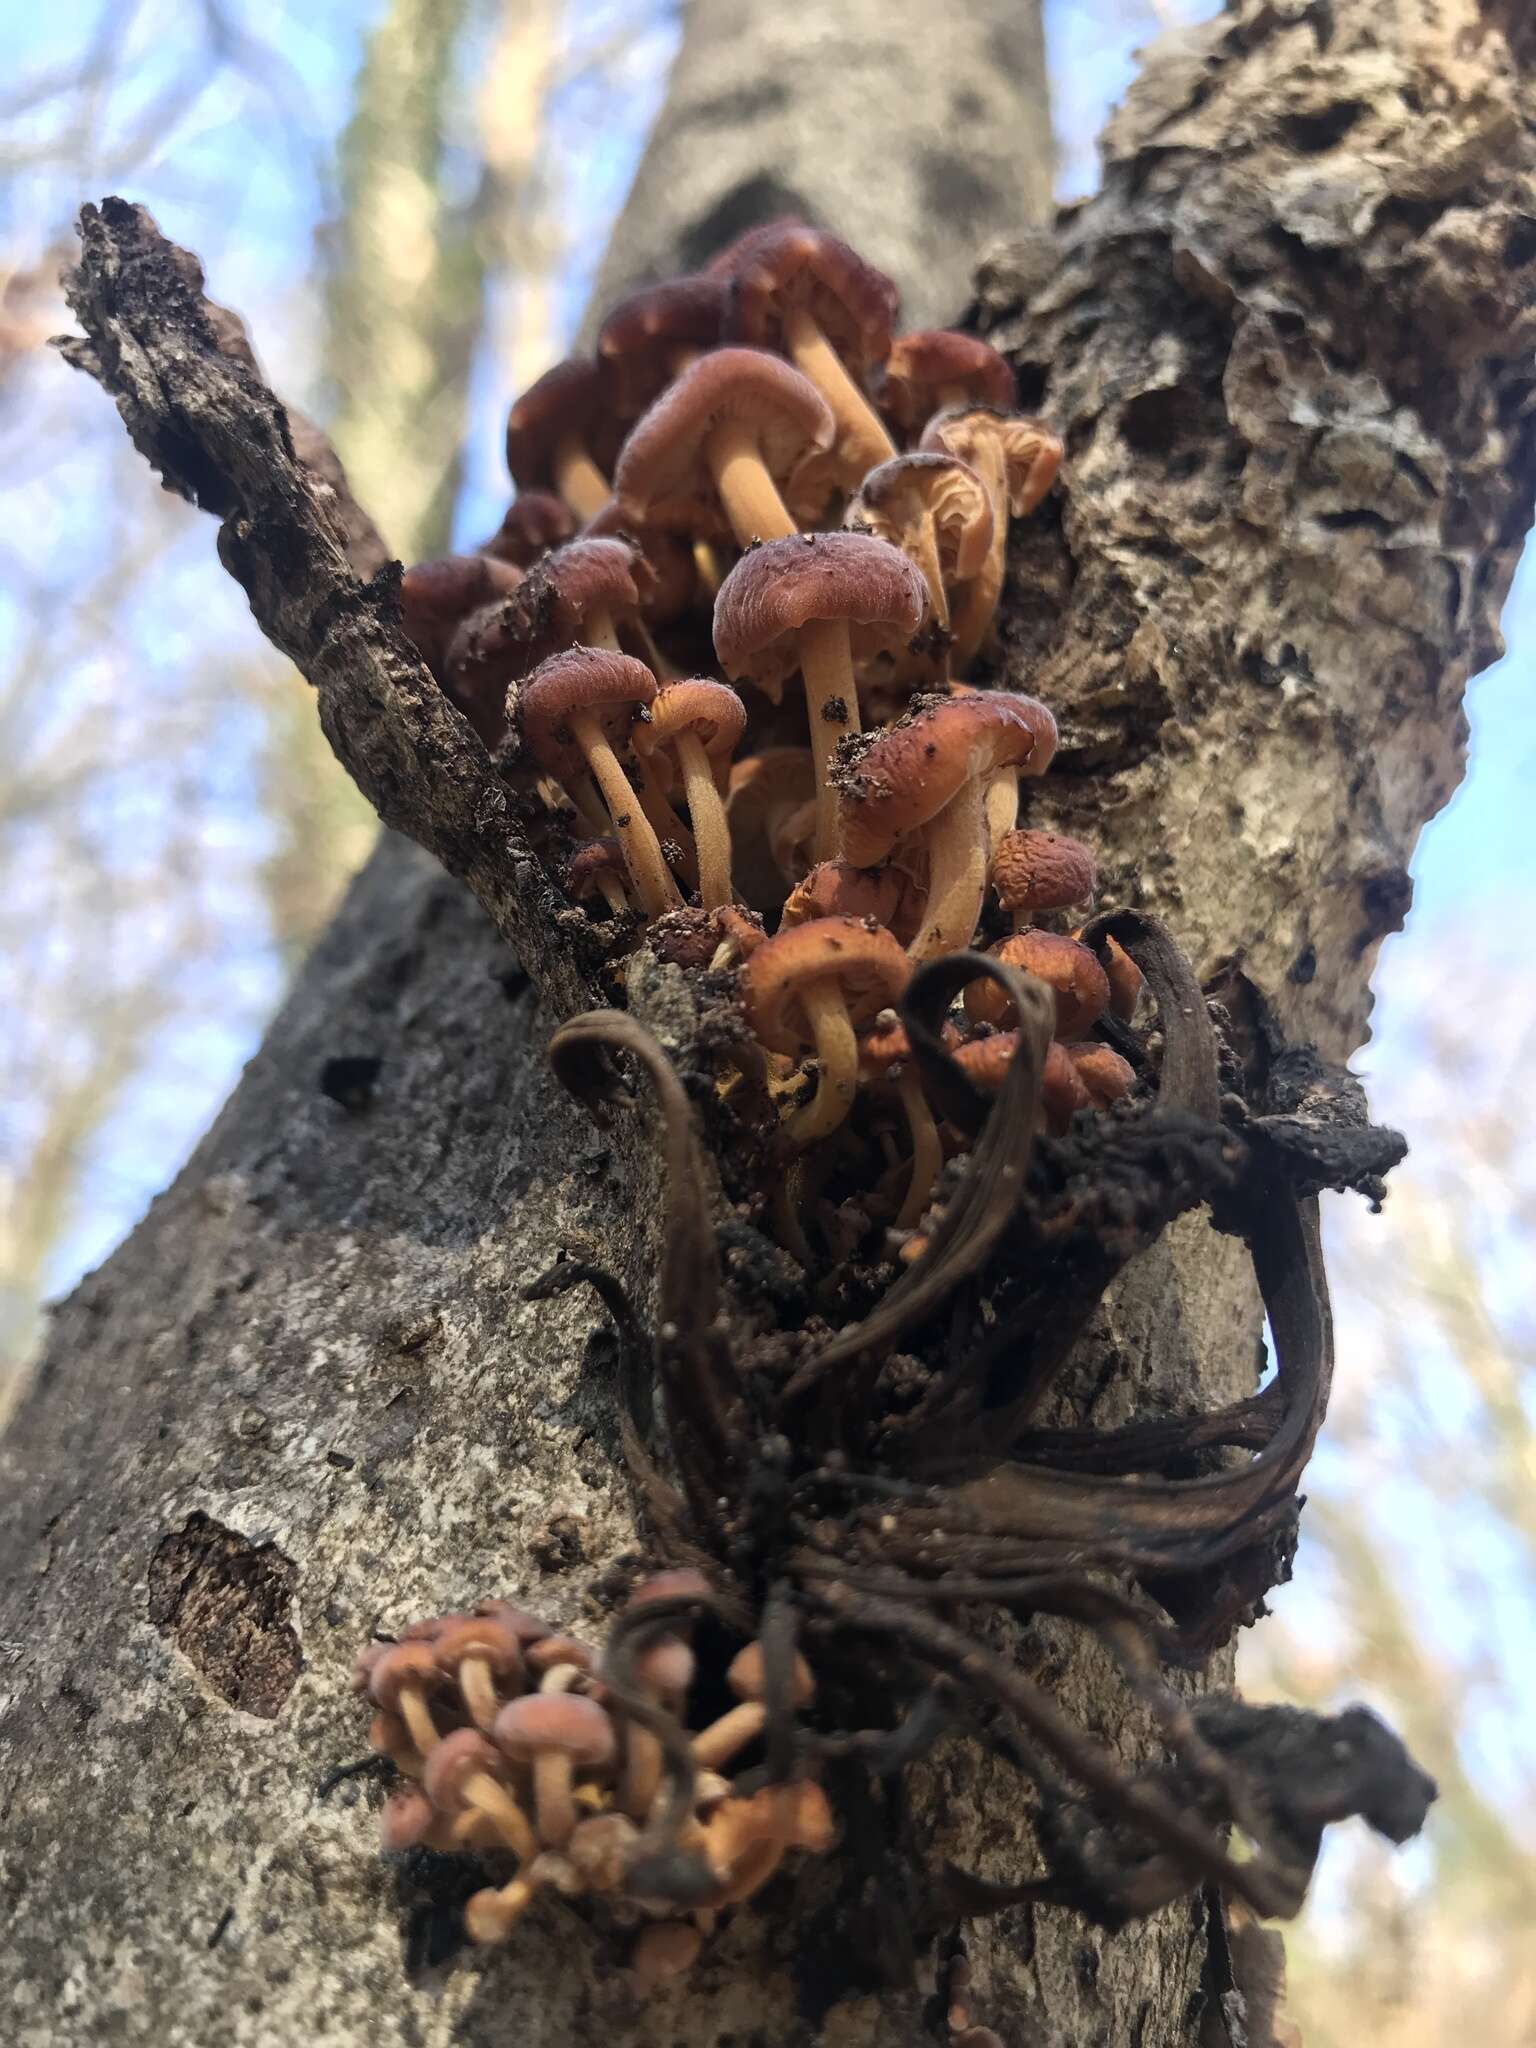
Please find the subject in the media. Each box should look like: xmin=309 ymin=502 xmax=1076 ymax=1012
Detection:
xmin=3 ymin=4 xmax=1532 ymax=2046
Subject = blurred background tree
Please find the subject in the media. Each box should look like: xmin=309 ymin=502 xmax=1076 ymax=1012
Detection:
xmin=1 ymin=2 xmax=1530 ymax=2039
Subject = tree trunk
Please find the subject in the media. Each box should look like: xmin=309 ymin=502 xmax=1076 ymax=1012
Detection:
xmin=3 ymin=5 xmax=1532 ymax=2046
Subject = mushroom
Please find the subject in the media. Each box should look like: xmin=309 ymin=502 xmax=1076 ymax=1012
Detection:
xmin=920 ymin=405 xmax=1064 ymax=669
xmin=525 ymin=1634 xmax=597 ymax=1691
xmin=632 ymin=680 xmax=747 ymax=909
xmin=494 ymin=1691 xmax=616 ymax=1848
xmin=845 ymin=452 xmax=994 ymax=641
xmin=779 ymin=859 xmax=925 ymax=947
xmin=580 ymin=496 xmax=698 ymax=635
xmin=836 ymin=692 xmax=1058 ymax=960
xmin=963 ymin=930 xmax=1110 ymax=1038
xmin=398 ymin=552 xmax=523 ymax=684
xmin=953 ymin=1032 xmax=1091 ymax=1137
xmin=690 ymin=1640 xmax=817 ymax=1770
xmin=740 ymin=918 xmax=911 ymax=1146
xmin=858 ymin=1019 xmax=944 ymax=1231
xmin=566 ymin=836 xmax=632 ymax=920
xmin=1090 ymin=932 xmax=1145 ymax=1022
xmin=424 ymin=1727 xmax=540 ymax=1861
xmin=478 ymin=490 xmax=576 ymax=568
xmin=713 ymin=532 xmax=927 ymax=863
xmin=725 ymin=748 xmax=816 ymax=912
xmin=613 ymin=347 xmax=833 ymax=548
xmin=432 ymin=1612 xmax=529 ymax=1732
xmin=719 ymin=221 xmax=898 ymax=484
xmin=364 ymin=1641 xmax=446 ymax=1759
xmin=505 ymin=356 xmax=622 ymax=521
xmin=700 ymin=1780 xmax=835 ymax=1906
xmin=513 ymin=648 xmax=681 ymax=918
xmin=990 ymin=828 xmax=1098 ymax=927
xmin=597 ymin=274 xmax=729 ymax=418
xmin=565 ymin=1810 xmax=641 ymax=1892
xmin=1066 ymin=1040 xmax=1136 ymax=1108
xmin=629 ymin=1921 xmax=703 ymax=1997
xmin=878 ymin=329 xmax=1015 ymax=438
xmin=379 ymin=1785 xmax=458 ymax=1855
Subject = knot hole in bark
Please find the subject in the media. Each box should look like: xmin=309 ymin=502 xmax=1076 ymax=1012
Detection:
xmin=147 ymin=1511 xmax=301 ymax=1718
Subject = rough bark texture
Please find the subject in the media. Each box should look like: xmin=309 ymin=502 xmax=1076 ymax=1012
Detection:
xmin=2 ymin=4 xmax=1532 ymax=2045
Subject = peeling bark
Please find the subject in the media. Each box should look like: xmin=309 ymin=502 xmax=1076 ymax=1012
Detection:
xmin=2 ymin=4 xmax=1532 ymax=2046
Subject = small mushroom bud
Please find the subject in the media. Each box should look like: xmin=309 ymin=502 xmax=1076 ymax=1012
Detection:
xmin=965 ymin=930 xmax=1109 ymax=1039
xmin=691 ymin=1643 xmax=815 ymax=1771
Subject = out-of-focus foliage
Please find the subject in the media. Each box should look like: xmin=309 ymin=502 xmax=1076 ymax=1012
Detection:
xmin=1243 ymin=923 xmax=1536 ymax=2046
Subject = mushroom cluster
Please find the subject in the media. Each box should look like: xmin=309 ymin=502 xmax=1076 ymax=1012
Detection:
xmin=397 ymin=221 xmax=1143 ymax=1228
xmin=355 ymin=1574 xmax=829 ymax=1988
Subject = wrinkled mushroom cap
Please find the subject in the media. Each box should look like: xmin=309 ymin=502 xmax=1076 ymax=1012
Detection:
xmin=879 ymin=330 xmax=1014 ymax=434
xmin=720 ymin=221 xmax=898 ymax=373
xmin=920 ymin=405 xmax=1064 ymax=519
xmin=713 ymin=532 xmax=927 ymax=698
xmin=741 ymin=917 xmax=910 ymax=1056
xmin=494 ymin=1690 xmax=615 ymax=1767
xmin=990 ymin=829 xmax=1098 ymax=916
xmin=633 ymin=679 xmax=747 ymax=786
xmin=480 ymin=491 xmax=576 ymax=567
xmin=565 ymin=836 xmax=628 ymax=900
xmin=965 ymin=929 xmax=1109 ymax=1038
xmin=505 ymin=356 xmax=622 ymax=490
xmin=424 ymin=1727 xmax=506 ymax=1809
xmin=780 ymin=859 xmax=925 ymax=945
xmin=847 ymin=453 xmax=994 ymax=587
xmin=613 ymin=348 xmax=834 ymax=538
xmin=835 ymin=692 xmax=1058 ymax=868
xmin=596 ymin=275 xmax=729 ymax=416
xmin=513 ymin=647 xmax=658 ymax=784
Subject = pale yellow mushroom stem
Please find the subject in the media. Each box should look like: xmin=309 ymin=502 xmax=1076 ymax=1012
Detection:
xmin=459 ymin=1658 xmax=501 ymax=1732
xmin=635 ymin=754 xmax=700 ymax=889
xmin=397 ymin=1683 xmax=440 ymax=1760
xmin=907 ymin=775 xmax=989 ymax=960
xmin=464 ymin=1874 xmax=539 ymax=1945
xmin=894 ymin=1064 xmax=943 ymax=1231
xmin=785 ymin=980 xmax=860 ymax=1146
xmin=553 ymin=433 xmax=611 ymax=522
xmin=985 ymin=769 xmax=1019 ymax=856
xmin=675 ymin=730 xmax=734 ymax=910
xmin=572 ymin=710 xmax=681 ymax=918
xmin=464 ymin=1770 xmax=540 ymax=1862
xmin=797 ymin=616 xmax=861 ymax=866
xmin=532 ymin=1749 xmax=578 ymax=1848
xmin=783 ymin=304 xmax=895 ymax=477
xmin=705 ymin=416 xmax=799 ymax=545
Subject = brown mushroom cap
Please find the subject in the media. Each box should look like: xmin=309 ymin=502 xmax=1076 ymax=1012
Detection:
xmin=951 ymin=1030 xmax=1023 ymax=1093
xmin=880 ymin=330 xmax=1014 ymax=435
xmin=633 ymin=679 xmax=747 ymax=786
xmin=741 ymin=916 xmax=910 ymax=1057
xmin=565 ymin=836 xmax=629 ymax=900
xmin=446 ymin=537 xmax=651 ymax=711
xmin=847 ymin=452 xmax=995 ymax=587
xmin=720 ymin=221 xmax=899 ymax=374
xmin=580 ymin=499 xmax=696 ymax=624
xmin=365 ymin=1640 xmax=441 ymax=1711
xmin=836 ymin=692 xmax=1058 ymax=868
xmin=990 ymin=829 xmax=1098 ymax=917
xmin=920 ymin=405 xmax=1064 ymax=519
xmin=399 ymin=553 xmax=523 ymax=677
xmin=613 ymin=347 xmax=834 ymax=538
xmin=780 ymin=859 xmax=925 ymax=944
xmin=379 ymin=1786 xmax=441 ymax=1854
xmin=965 ymin=930 xmax=1110 ymax=1038
xmin=1097 ymin=934 xmax=1145 ymax=1023
xmin=1066 ymin=1040 xmax=1136 ymax=1107
xmin=479 ymin=491 xmax=576 ymax=568
xmin=505 ymin=357 xmax=622 ymax=491
xmin=473 ymin=1598 xmax=555 ymax=1644
xmin=513 ymin=647 xmax=658 ymax=785
xmin=596 ymin=275 xmax=729 ymax=416
xmin=433 ymin=1614 xmax=527 ymax=1683
xmin=712 ymin=531 xmax=927 ymax=700
xmin=494 ymin=1691 xmax=615 ymax=1768
xmin=424 ymin=1728 xmax=508 ymax=1810
xmin=1041 ymin=1040 xmax=1093 ymax=1131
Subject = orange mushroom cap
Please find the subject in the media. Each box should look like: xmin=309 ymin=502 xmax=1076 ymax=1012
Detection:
xmin=952 ymin=1033 xmax=1091 ymax=1135
xmin=633 ymin=679 xmax=747 ymax=789
xmin=741 ymin=916 xmax=910 ymax=1057
xmin=513 ymin=647 xmax=657 ymax=785
xmin=1066 ymin=1040 xmax=1136 ymax=1107
xmin=964 ymin=930 xmax=1110 ymax=1038
xmin=990 ymin=829 xmax=1098 ymax=917
xmin=432 ymin=1614 xmax=527 ymax=1684
xmin=835 ymin=692 xmax=1057 ymax=869
xmin=879 ymin=330 xmax=1015 ymax=435
xmin=712 ymin=531 xmax=928 ymax=702
xmin=780 ymin=859 xmax=926 ymax=946
xmin=613 ymin=347 xmax=834 ymax=539
xmin=920 ymin=405 xmax=1064 ymax=519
